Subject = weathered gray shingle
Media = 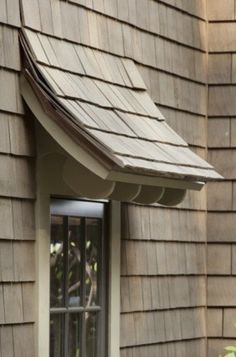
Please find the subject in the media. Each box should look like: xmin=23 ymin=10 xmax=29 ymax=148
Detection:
xmin=21 ymin=28 xmax=222 ymax=183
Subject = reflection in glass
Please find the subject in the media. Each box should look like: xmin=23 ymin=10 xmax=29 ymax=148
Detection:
xmin=69 ymin=314 xmax=81 ymax=357
xmin=86 ymin=312 xmax=98 ymax=357
xmin=50 ymin=314 xmax=64 ymax=357
xmin=86 ymin=219 xmax=100 ymax=306
xmin=50 ymin=200 xmax=105 ymax=357
xmin=50 ymin=215 xmax=64 ymax=307
xmin=68 ymin=217 xmax=82 ymax=307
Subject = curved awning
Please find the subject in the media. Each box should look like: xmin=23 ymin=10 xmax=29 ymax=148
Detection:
xmin=20 ymin=29 xmax=222 ymax=206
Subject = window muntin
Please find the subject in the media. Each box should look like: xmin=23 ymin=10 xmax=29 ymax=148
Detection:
xmin=50 ymin=199 xmax=107 ymax=357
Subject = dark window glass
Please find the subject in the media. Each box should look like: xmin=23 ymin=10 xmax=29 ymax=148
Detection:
xmin=85 ymin=219 xmax=100 ymax=307
xmin=85 ymin=312 xmax=98 ymax=357
xmin=69 ymin=314 xmax=81 ymax=357
xmin=50 ymin=199 xmax=106 ymax=357
xmin=68 ymin=217 xmax=82 ymax=307
xmin=50 ymin=314 xmax=64 ymax=357
xmin=50 ymin=216 xmax=65 ymax=307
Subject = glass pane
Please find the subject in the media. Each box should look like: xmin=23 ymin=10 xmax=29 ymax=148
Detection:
xmin=68 ymin=217 xmax=82 ymax=307
xmin=50 ymin=215 xmax=65 ymax=307
xmin=69 ymin=314 xmax=81 ymax=357
xmin=85 ymin=219 xmax=101 ymax=306
xmin=50 ymin=314 xmax=64 ymax=357
xmin=85 ymin=312 xmax=98 ymax=357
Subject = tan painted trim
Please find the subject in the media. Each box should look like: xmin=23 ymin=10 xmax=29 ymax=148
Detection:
xmin=63 ymin=157 xmax=116 ymax=198
xmin=35 ymin=196 xmax=50 ymax=357
xmin=35 ymin=164 xmax=50 ymax=357
xmin=158 ymin=188 xmax=187 ymax=206
xmin=109 ymin=201 xmax=121 ymax=357
xmin=35 ymin=153 xmax=121 ymax=357
xmin=107 ymin=170 xmax=205 ymax=191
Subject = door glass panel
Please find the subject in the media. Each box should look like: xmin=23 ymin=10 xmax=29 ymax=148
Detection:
xmin=85 ymin=312 xmax=98 ymax=357
xmin=50 ymin=314 xmax=64 ymax=357
xmin=68 ymin=217 xmax=82 ymax=307
xmin=85 ymin=219 xmax=101 ymax=306
xmin=69 ymin=314 xmax=81 ymax=357
xmin=50 ymin=215 xmax=65 ymax=307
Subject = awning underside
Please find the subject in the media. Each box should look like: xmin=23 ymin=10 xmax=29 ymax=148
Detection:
xmin=20 ymin=28 xmax=222 ymax=205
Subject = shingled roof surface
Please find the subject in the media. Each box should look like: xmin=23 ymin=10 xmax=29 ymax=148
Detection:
xmin=21 ymin=28 xmax=221 ymax=182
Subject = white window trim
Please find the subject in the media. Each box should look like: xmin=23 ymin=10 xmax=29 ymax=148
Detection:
xmin=35 ymin=167 xmax=121 ymax=357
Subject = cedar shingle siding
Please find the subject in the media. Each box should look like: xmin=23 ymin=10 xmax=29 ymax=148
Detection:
xmin=0 ymin=3 xmax=35 ymax=355
xmin=207 ymin=0 xmax=236 ymax=356
xmin=0 ymin=1 xmax=233 ymax=356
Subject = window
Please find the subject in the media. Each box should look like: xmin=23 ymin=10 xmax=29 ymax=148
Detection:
xmin=49 ymin=199 xmax=107 ymax=357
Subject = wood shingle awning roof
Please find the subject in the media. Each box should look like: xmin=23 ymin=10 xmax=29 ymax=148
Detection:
xmin=20 ymin=28 xmax=222 ymax=205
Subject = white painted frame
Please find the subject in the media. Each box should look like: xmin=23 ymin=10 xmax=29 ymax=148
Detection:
xmin=35 ymin=148 xmax=121 ymax=357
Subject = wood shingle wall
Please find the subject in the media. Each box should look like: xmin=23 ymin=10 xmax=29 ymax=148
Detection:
xmin=2 ymin=0 xmax=233 ymax=356
xmin=207 ymin=0 xmax=236 ymax=356
xmin=0 ymin=2 xmax=36 ymax=355
xmin=111 ymin=1 xmax=208 ymax=355
xmin=19 ymin=0 xmax=209 ymax=355
xmin=120 ymin=203 xmax=208 ymax=356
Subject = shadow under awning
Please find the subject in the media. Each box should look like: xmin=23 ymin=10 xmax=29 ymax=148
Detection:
xmin=20 ymin=28 xmax=222 ymax=206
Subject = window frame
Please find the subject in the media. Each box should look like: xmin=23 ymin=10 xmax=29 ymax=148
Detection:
xmin=50 ymin=198 xmax=108 ymax=356
xmin=35 ymin=190 xmax=120 ymax=357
